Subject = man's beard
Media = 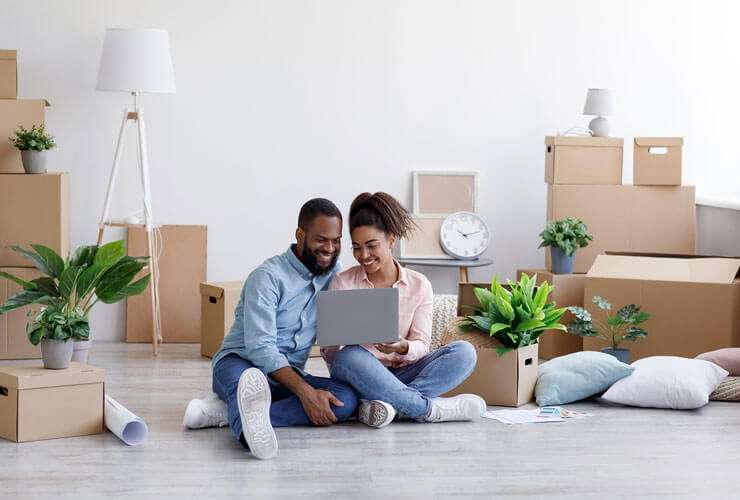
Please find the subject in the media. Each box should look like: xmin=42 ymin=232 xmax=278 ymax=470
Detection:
xmin=298 ymin=245 xmax=338 ymax=276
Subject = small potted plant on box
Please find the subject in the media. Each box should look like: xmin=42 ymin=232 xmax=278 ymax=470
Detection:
xmin=0 ymin=241 xmax=150 ymax=369
xmin=9 ymin=124 xmax=56 ymax=174
xmin=538 ymin=217 xmax=592 ymax=274
xmin=460 ymin=273 xmax=568 ymax=355
xmin=567 ymin=296 xmax=650 ymax=364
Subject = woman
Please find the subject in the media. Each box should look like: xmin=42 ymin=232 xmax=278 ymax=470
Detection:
xmin=322 ymin=192 xmax=485 ymax=428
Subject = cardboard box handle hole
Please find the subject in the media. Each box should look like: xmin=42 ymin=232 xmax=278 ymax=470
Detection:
xmin=209 ymin=297 xmax=218 ymax=304
xmin=524 ymin=358 xmax=533 ymax=366
xmin=0 ymin=387 xmax=7 ymax=397
xmin=546 ymin=146 xmax=552 ymax=153
xmin=648 ymin=146 xmax=668 ymax=155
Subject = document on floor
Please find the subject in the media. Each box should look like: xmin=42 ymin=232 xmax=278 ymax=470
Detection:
xmin=482 ymin=407 xmax=593 ymax=424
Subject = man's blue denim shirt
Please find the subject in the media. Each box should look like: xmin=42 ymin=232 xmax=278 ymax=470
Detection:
xmin=212 ymin=245 xmax=339 ymax=378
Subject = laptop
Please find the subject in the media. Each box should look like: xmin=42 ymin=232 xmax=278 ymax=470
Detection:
xmin=316 ymin=288 xmax=399 ymax=346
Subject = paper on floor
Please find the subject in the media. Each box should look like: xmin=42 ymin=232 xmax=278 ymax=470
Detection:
xmin=483 ymin=409 xmax=564 ymax=424
xmin=105 ymin=395 xmax=149 ymax=446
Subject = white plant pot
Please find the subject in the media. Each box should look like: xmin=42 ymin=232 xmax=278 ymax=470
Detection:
xmin=20 ymin=150 xmax=48 ymax=174
xmin=40 ymin=339 xmax=74 ymax=369
xmin=71 ymin=339 xmax=92 ymax=364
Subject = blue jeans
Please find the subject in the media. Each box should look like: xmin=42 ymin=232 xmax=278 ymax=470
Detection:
xmin=213 ymin=354 xmax=359 ymax=444
xmin=329 ymin=341 xmax=477 ymax=419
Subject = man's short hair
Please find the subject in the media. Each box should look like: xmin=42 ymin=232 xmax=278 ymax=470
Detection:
xmin=297 ymin=198 xmax=342 ymax=230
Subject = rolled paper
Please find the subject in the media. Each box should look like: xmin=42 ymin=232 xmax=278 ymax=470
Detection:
xmin=104 ymin=395 xmax=148 ymax=446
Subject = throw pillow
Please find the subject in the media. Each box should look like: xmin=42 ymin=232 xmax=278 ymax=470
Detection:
xmin=602 ymin=356 xmax=729 ymax=409
xmin=696 ymin=348 xmax=740 ymax=376
xmin=710 ymin=376 xmax=740 ymax=402
xmin=535 ymin=351 xmax=634 ymax=406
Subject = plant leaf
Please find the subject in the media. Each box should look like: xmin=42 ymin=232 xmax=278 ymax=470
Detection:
xmin=29 ymin=244 xmax=65 ymax=278
xmin=0 ymin=271 xmax=38 ymax=290
xmin=58 ymin=266 xmax=82 ymax=300
xmin=0 ymin=290 xmax=56 ymax=314
xmin=94 ymin=240 xmax=126 ymax=268
xmin=593 ymin=295 xmax=611 ymax=311
xmin=97 ymin=274 xmax=150 ymax=304
xmin=515 ymin=319 xmax=546 ymax=333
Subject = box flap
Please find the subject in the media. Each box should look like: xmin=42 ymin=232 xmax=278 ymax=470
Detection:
xmin=199 ymin=281 xmax=243 ymax=298
xmin=0 ymin=50 xmax=16 ymax=61
xmin=0 ymin=363 xmax=104 ymax=390
xmin=545 ymin=136 xmax=624 ymax=147
xmin=634 ymin=137 xmax=683 ymax=147
xmin=587 ymin=254 xmax=740 ymax=284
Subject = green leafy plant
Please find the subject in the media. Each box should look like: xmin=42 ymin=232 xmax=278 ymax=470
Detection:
xmin=567 ymin=296 xmax=650 ymax=350
xmin=538 ymin=217 xmax=593 ymax=257
xmin=0 ymin=241 xmax=150 ymax=345
xmin=460 ymin=273 xmax=568 ymax=355
xmin=9 ymin=124 xmax=56 ymax=151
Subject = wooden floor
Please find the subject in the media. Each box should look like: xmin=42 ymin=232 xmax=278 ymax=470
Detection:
xmin=1 ymin=342 xmax=739 ymax=499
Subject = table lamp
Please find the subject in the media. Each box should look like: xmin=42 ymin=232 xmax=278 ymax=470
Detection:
xmin=583 ymin=88 xmax=615 ymax=137
xmin=95 ymin=28 xmax=176 ymax=355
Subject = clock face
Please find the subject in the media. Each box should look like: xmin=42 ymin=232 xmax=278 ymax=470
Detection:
xmin=439 ymin=212 xmax=490 ymax=260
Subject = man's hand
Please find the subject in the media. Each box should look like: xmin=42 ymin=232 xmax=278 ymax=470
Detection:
xmin=374 ymin=339 xmax=409 ymax=355
xmin=298 ymin=386 xmax=344 ymax=426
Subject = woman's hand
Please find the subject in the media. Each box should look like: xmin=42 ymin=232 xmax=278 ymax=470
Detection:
xmin=374 ymin=339 xmax=409 ymax=355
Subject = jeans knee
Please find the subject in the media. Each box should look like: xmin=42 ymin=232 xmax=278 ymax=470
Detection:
xmin=330 ymin=383 xmax=359 ymax=421
xmin=331 ymin=345 xmax=370 ymax=376
xmin=448 ymin=340 xmax=477 ymax=368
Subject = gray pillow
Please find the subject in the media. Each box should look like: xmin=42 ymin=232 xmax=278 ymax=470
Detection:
xmin=536 ymin=351 xmax=634 ymax=406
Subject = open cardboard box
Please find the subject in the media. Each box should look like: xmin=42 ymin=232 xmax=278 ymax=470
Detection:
xmin=546 ymin=185 xmax=696 ymax=273
xmin=0 ymin=362 xmax=105 ymax=442
xmin=516 ymin=269 xmax=584 ymax=360
xmin=583 ymin=252 xmax=740 ymax=360
xmin=0 ymin=268 xmax=42 ymax=360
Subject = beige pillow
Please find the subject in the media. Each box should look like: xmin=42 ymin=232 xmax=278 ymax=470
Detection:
xmin=710 ymin=377 xmax=740 ymax=402
xmin=696 ymin=348 xmax=740 ymax=376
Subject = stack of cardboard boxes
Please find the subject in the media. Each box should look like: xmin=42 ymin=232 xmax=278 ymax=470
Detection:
xmin=0 ymin=50 xmax=69 ymax=361
xmin=516 ymin=136 xmax=740 ymax=362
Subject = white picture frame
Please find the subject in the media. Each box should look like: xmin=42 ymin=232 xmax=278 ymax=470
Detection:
xmin=397 ymin=215 xmax=453 ymax=260
xmin=412 ymin=171 xmax=478 ymax=216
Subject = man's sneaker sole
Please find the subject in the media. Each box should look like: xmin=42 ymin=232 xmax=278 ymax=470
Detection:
xmin=358 ymin=400 xmax=395 ymax=428
xmin=237 ymin=368 xmax=278 ymax=460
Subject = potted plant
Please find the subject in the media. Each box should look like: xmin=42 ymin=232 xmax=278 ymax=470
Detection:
xmin=9 ymin=124 xmax=56 ymax=174
xmin=0 ymin=241 xmax=150 ymax=369
xmin=451 ymin=273 xmax=568 ymax=406
xmin=567 ymin=296 xmax=650 ymax=363
xmin=538 ymin=217 xmax=593 ymax=274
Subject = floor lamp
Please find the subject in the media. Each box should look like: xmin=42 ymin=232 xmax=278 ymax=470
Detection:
xmin=96 ymin=28 xmax=176 ymax=355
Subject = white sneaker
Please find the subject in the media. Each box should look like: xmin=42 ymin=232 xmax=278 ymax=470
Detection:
xmin=237 ymin=368 xmax=278 ymax=460
xmin=183 ymin=393 xmax=229 ymax=429
xmin=357 ymin=399 xmax=396 ymax=428
xmin=424 ymin=394 xmax=486 ymax=423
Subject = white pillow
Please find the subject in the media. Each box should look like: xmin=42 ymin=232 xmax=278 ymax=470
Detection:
xmin=602 ymin=356 xmax=728 ymax=409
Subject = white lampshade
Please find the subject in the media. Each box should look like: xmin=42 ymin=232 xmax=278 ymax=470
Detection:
xmin=583 ymin=88 xmax=615 ymax=116
xmin=96 ymin=28 xmax=176 ymax=93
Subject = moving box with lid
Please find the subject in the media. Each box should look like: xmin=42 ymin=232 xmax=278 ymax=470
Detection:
xmin=0 ymin=173 xmax=70 ymax=268
xmin=633 ymin=137 xmax=683 ymax=186
xmin=0 ymin=363 xmax=105 ymax=442
xmin=583 ymin=253 xmax=740 ymax=360
xmin=545 ymin=136 xmax=623 ymax=185
xmin=0 ymin=99 xmax=49 ymax=173
xmin=546 ymin=185 xmax=696 ymax=273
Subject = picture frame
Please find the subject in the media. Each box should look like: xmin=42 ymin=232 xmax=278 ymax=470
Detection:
xmin=397 ymin=215 xmax=453 ymax=259
xmin=412 ymin=171 xmax=478 ymax=216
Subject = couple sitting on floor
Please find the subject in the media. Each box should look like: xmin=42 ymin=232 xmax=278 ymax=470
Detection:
xmin=184 ymin=193 xmax=484 ymax=459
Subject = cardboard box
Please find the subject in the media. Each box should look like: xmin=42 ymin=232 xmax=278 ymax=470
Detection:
xmin=0 ymin=99 xmax=49 ymax=173
xmin=583 ymin=253 xmax=740 ymax=361
xmin=0 ymin=50 xmax=17 ymax=99
xmin=441 ymin=328 xmax=538 ymax=407
xmin=200 ymin=281 xmax=243 ymax=358
xmin=0 ymin=268 xmax=42 ymax=360
xmin=0 ymin=173 xmax=70 ymax=267
xmin=516 ymin=269 xmax=584 ymax=360
xmin=633 ymin=137 xmax=683 ymax=186
xmin=545 ymin=136 xmax=623 ymax=185
xmin=546 ymin=185 xmax=696 ymax=273
xmin=126 ymin=225 xmax=207 ymax=343
xmin=0 ymin=362 xmax=104 ymax=442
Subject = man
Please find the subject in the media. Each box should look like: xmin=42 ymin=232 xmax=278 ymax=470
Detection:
xmin=188 ymin=198 xmax=358 ymax=460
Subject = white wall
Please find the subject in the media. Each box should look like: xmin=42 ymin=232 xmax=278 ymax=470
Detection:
xmin=2 ymin=0 xmax=738 ymax=340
